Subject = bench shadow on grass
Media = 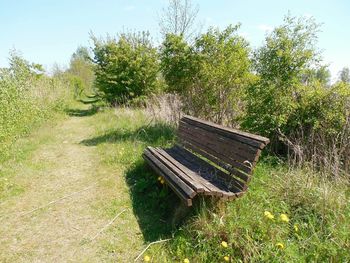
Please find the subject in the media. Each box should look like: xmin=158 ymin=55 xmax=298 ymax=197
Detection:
xmin=80 ymin=122 xmax=196 ymax=241
xmin=80 ymin=123 xmax=176 ymax=146
xmin=125 ymin=161 xmax=192 ymax=242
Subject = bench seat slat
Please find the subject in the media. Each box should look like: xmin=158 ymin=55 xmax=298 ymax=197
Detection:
xmin=171 ymin=146 xmax=246 ymax=194
xmin=149 ymin=147 xmax=207 ymax=193
xmin=143 ymin=154 xmax=193 ymax=206
xmin=144 ymin=148 xmax=196 ymax=199
xmin=156 ymin=147 xmax=225 ymax=196
xmin=154 ymin=148 xmax=211 ymax=193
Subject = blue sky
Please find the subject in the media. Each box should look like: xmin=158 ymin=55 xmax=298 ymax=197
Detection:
xmin=0 ymin=0 xmax=349 ymax=80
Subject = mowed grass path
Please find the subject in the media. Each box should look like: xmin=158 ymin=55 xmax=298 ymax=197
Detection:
xmin=0 ymin=104 xmax=157 ymax=262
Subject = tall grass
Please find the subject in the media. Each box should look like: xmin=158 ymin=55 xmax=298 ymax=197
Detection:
xmin=0 ymin=53 xmax=72 ymax=161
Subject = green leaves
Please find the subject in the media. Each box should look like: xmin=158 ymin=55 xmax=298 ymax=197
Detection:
xmin=92 ymin=32 xmax=160 ymax=104
xmin=160 ymin=25 xmax=252 ymax=124
xmin=242 ymin=15 xmax=323 ymax=138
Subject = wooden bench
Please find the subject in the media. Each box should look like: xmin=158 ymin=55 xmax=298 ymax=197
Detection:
xmin=143 ymin=115 xmax=269 ymax=206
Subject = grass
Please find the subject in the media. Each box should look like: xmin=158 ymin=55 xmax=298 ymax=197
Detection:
xmin=1 ymin=103 xmax=349 ymax=262
xmin=84 ymin=106 xmax=350 ymax=262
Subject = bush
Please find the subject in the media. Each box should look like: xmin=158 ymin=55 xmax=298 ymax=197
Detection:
xmin=92 ymin=32 xmax=161 ymax=104
xmin=0 ymin=51 xmax=72 ymax=160
xmin=161 ymin=25 xmax=252 ymax=125
xmin=68 ymin=46 xmax=95 ymax=97
xmin=242 ymin=15 xmax=320 ymax=139
xmin=241 ymin=15 xmax=350 ymax=174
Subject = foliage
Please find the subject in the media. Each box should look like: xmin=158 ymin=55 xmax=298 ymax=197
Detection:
xmin=161 ymin=25 xmax=252 ymax=124
xmin=339 ymin=67 xmax=350 ymax=83
xmin=242 ymin=15 xmax=321 ymax=138
xmin=0 ymin=51 xmax=72 ymax=160
xmin=92 ymin=32 xmax=161 ymax=104
xmin=68 ymin=46 xmax=95 ymax=97
xmin=240 ymin=15 xmax=350 ymax=174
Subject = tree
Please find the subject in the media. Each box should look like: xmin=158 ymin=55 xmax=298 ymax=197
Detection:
xmin=242 ymin=15 xmax=321 ymax=138
xmin=92 ymin=32 xmax=160 ymax=103
xmin=302 ymin=65 xmax=331 ymax=86
xmin=339 ymin=67 xmax=350 ymax=83
xmin=161 ymin=25 xmax=251 ymax=124
xmin=68 ymin=46 xmax=95 ymax=95
xmin=159 ymin=0 xmax=199 ymax=40
xmin=160 ymin=34 xmax=198 ymax=95
xmin=71 ymin=46 xmax=91 ymax=62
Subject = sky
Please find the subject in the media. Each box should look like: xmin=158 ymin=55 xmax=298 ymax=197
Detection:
xmin=0 ymin=0 xmax=349 ymax=80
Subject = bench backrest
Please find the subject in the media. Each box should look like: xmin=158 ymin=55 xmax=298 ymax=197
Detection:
xmin=178 ymin=115 xmax=269 ymax=190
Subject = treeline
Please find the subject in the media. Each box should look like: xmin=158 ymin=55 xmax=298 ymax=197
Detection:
xmin=87 ymin=13 xmax=350 ymax=175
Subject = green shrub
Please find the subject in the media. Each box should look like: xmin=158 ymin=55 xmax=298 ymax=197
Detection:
xmin=242 ymin=15 xmax=321 ymax=139
xmin=92 ymin=32 xmax=161 ymax=104
xmin=240 ymin=15 xmax=350 ymax=173
xmin=68 ymin=46 xmax=95 ymax=97
xmin=0 ymin=51 xmax=72 ymax=160
xmin=161 ymin=25 xmax=252 ymax=125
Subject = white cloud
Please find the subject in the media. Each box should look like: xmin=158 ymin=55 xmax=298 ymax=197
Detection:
xmin=123 ymin=5 xmax=135 ymax=11
xmin=257 ymin=24 xmax=273 ymax=32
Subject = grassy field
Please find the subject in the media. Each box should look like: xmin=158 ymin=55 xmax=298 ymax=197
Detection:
xmin=0 ymin=103 xmax=349 ymax=262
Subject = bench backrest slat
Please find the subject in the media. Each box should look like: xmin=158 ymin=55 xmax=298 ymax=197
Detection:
xmin=178 ymin=116 xmax=269 ymax=189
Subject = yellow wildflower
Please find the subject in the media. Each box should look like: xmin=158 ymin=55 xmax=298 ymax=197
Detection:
xmin=276 ymin=242 xmax=285 ymax=249
xmin=280 ymin=214 xmax=289 ymax=223
xmin=144 ymin=255 xmax=150 ymax=262
xmin=184 ymin=259 xmax=190 ymax=263
xmin=224 ymin=255 xmax=230 ymax=262
xmin=264 ymin=211 xmax=274 ymax=220
xmin=221 ymin=241 xmax=228 ymax=248
xmin=160 ymin=179 xmax=165 ymax=184
xmin=157 ymin=176 xmax=162 ymax=181
xmin=294 ymin=224 xmax=299 ymax=232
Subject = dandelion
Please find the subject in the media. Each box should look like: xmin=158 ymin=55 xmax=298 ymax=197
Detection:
xmin=293 ymin=224 xmax=299 ymax=232
xmin=224 ymin=255 xmax=230 ymax=262
xmin=160 ymin=179 xmax=165 ymax=184
xmin=221 ymin=241 xmax=228 ymax=248
xmin=280 ymin=214 xmax=289 ymax=223
xmin=157 ymin=176 xmax=162 ymax=181
xmin=183 ymin=259 xmax=190 ymax=263
xmin=276 ymin=242 xmax=285 ymax=249
xmin=144 ymin=255 xmax=151 ymax=262
xmin=264 ymin=211 xmax=274 ymax=220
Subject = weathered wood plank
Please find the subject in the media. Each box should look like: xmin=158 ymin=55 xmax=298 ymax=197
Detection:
xmin=144 ymin=148 xmax=196 ymax=198
xmin=159 ymin=148 xmax=225 ymax=196
xmin=178 ymin=123 xmax=257 ymax=166
xmin=178 ymin=136 xmax=252 ymax=181
xmin=149 ymin=147 xmax=207 ymax=193
xmin=154 ymin=148 xmax=210 ymax=193
xmin=182 ymin=116 xmax=269 ymax=149
xmin=143 ymin=154 xmax=192 ymax=206
xmin=171 ymin=146 xmax=245 ymax=193
xmin=179 ymin=120 xmax=258 ymax=160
